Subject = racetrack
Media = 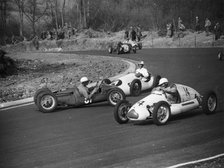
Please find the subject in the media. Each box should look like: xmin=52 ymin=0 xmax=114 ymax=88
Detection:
xmin=0 ymin=48 xmax=224 ymax=168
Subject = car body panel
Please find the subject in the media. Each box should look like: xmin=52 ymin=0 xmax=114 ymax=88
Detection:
xmin=115 ymin=73 xmax=156 ymax=95
xmin=127 ymin=84 xmax=202 ymax=121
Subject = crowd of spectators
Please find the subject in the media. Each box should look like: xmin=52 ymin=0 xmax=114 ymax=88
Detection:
xmin=40 ymin=23 xmax=77 ymax=40
xmin=124 ymin=26 xmax=142 ymax=42
xmin=166 ymin=16 xmax=223 ymax=40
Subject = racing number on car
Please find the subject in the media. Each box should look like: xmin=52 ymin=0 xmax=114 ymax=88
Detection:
xmin=183 ymin=87 xmax=190 ymax=97
xmin=84 ymin=98 xmax=92 ymax=104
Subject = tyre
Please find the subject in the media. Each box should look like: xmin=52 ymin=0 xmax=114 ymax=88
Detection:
xmin=153 ymin=101 xmax=171 ymax=126
xmin=34 ymin=87 xmax=51 ymax=105
xmin=117 ymin=47 xmax=121 ymax=54
xmin=114 ymin=100 xmax=131 ymax=124
xmin=107 ymin=88 xmax=126 ymax=106
xmin=133 ymin=47 xmax=137 ymax=53
xmin=152 ymin=75 xmax=161 ymax=88
xmin=202 ymin=91 xmax=217 ymax=114
xmin=138 ymin=43 xmax=142 ymax=49
xmin=130 ymin=79 xmax=142 ymax=96
xmin=108 ymin=46 xmax=113 ymax=54
xmin=36 ymin=91 xmax=58 ymax=113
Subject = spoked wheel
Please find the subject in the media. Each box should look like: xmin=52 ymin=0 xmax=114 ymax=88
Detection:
xmin=153 ymin=101 xmax=171 ymax=125
xmin=114 ymin=100 xmax=131 ymax=124
xmin=130 ymin=79 xmax=142 ymax=96
xmin=202 ymin=91 xmax=217 ymax=114
xmin=107 ymin=89 xmax=125 ymax=106
xmin=37 ymin=92 xmax=57 ymax=113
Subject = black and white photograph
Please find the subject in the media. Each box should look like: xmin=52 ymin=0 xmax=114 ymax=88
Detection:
xmin=0 ymin=0 xmax=224 ymax=167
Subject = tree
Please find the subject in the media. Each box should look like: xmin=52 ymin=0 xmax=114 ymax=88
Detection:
xmin=23 ymin=0 xmax=49 ymax=36
xmin=14 ymin=0 xmax=25 ymax=37
xmin=0 ymin=0 xmax=7 ymax=44
xmin=61 ymin=0 xmax=66 ymax=27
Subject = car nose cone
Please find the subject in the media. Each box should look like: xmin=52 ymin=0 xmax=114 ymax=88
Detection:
xmin=127 ymin=109 xmax=139 ymax=119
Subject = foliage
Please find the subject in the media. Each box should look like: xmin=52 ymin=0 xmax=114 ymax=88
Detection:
xmin=0 ymin=0 xmax=223 ymax=43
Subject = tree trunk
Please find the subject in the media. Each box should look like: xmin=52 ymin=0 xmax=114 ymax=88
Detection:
xmin=61 ymin=0 xmax=66 ymax=27
xmin=0 ymin=0 xmax=7 ymax=45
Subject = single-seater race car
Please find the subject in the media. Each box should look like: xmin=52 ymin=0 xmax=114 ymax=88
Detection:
xmin=34 ymin=79 xmax=125 ymax=113
xmin=108 ymin=41 xmax=137 ymax=54
xmin=114 ymin=84 xmax=217 ymax=125
xmin=113 ymin=72 xmax=161 ymax=96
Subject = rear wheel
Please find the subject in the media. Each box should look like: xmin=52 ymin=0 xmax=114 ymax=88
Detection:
xmin=107 ymin=89 xmax=125 ymax=106
xmin=153 ymin=101 xmax=171 ymax=126
xmin=36 ymin=91 xmax=58 ymax=113
xmin=34 ymin=88 xmax=51 ymax=105
xmin=130 ymin=79 xmax=142 ymax=96
xmin=202 ymin=91 xmax=217 ymax=114
xmin=114 ymin=100 xmax=131 ymax=124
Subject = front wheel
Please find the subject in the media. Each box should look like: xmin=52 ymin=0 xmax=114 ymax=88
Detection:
xmin=114 ymin=100 xmax=131 ymax=124
xmin=107 ymin=89 xmax=125 ymax=106
xmin=153 ymin=101 xmax=171 ymax=126
xmin=34 ymin=87 xmax=51 ymax=105
xmin=202 ymin=91 xmax=217 ymax=114
xmin=130 ymin=79 xmax=142 ymax=96
xmin=36 ymin=91 xmax=58 ymax=113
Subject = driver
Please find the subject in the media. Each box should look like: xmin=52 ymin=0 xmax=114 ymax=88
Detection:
xmin=156 ymin=78 xmax=178 ymax=104
xmin=135 ymin=61 xmax=151 ymax=81
xmin=78 ymin=77 xmax=100 ymax=101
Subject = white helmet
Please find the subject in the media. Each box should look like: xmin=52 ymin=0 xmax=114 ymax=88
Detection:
xmin=138 ymin=61 xmax=144 ymax=65
xmin=159 ymin=78 xmax=168 ymax=86
xmin=80 ymin=77 xmax=89 ymax=83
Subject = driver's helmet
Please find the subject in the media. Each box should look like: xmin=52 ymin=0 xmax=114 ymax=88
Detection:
xmin=138 ymin=61 xmax=144 ymax=65
xmin=80 ymin=77 xmax=89 ymax=83
xmin=159 ymin=78 xmax=168 ymax=86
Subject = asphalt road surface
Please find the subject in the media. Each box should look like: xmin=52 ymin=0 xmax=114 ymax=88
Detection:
xmin=0 ymin=48 xmax=224 ymax=168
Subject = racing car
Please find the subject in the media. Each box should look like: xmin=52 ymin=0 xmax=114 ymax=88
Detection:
xmin=112 ymin=72 xmax=161 ymax=96
xmin=108 ymin=41 xmax=137 ymax=54
xmin=114 ymin=84 xmax=217 ymax=125
xmin=34 ymin=79 xmax=126 ymax=113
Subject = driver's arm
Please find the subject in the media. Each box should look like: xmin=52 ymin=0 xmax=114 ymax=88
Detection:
xmin=89 ymin=81 xmax=102 ymax=98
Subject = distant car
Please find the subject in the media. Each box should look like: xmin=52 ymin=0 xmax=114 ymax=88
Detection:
xmin=114 ymin=84 xmax=217 ymax=125
xmin=113 ymin=72 xmax=161 ymax=96
xmin=108 ymin=41 xmax=137 ymax=54
xmin=34 ymin=79 xmax=126 ymax=113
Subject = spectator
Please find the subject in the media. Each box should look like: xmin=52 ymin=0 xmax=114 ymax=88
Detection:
xmin=136 ymin=25 xmax=142 ymax=41
xmin=166 ymin=22 xmax=174 ymax=37
xmin=205 ymin=18 xmax=211 ymax=36
xmin=124 ymin=28 xmax=129 ymax=40
xmin=214 ymin=22 xmax=221 ymax=40
xmin=178 ymin=17 xmax=185 ymax=31
xmin=129 ymin=26 xmax=137 ymax=41
xmin=195 ymin=16 xmax=200 ymax=33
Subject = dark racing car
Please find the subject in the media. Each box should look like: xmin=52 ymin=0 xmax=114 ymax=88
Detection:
xmin=108 ymin=41 xmax=137 ymax=54
xmin=34 ymin=79 xmax=125 ymax=113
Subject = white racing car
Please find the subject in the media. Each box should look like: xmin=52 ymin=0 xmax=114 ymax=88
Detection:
xmin=114 ymin=84 xmax=218 ymax=125
xmin=111 ymin=72 xmax=161 ymax=96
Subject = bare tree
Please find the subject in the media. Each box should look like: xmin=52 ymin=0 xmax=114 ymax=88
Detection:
xmin=23 ymin=0 xmax=48 ymax=37
xmin=61 ymin=0 xmax=66 ymax=27
xmin=14 ymin=0 xmax=25 ymax=37
xmin=0 ymin=0 xmax=7 ymax=44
